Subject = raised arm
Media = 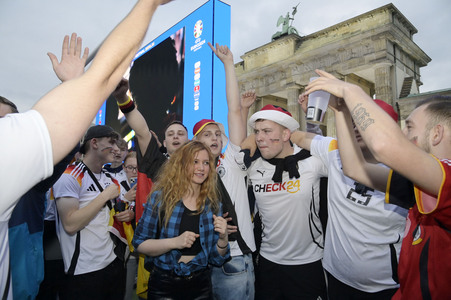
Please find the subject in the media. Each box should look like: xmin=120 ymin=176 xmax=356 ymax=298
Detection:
xmin=208 ymin=42 xmax=245 ymax=145
xmin=32 ymin=0 xmax=172 ymax=165
xmin=240 ymin=90 xmax=256 ymax=137
xmin=331 ymin=97 xmax=389 ymax=192
xmin=305 ymin=69 xmax=443 ymax=195
xmin=112 ymin=78 xmax=152 ymax=154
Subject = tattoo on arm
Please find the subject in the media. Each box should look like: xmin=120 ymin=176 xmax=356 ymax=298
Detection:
xmin=351 ymin=103 xmax=375 ymax=131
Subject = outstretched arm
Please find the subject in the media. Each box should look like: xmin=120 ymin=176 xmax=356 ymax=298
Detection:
xmin=112 ymin=78 xmax=152 ymax=155
xmin=32 ymin=0 xmax=172 ymax=165
xmin=305 ymin=69 xmax=443 ymax=195
xmin=208 ymin=42 xmax=245 ymax=145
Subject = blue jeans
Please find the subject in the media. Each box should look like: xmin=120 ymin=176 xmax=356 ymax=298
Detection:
xmin=211 ymin=253 xmax=255 ymax=300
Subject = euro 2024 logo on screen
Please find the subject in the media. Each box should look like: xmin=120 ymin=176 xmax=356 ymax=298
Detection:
xmin=194 ymin=20 xmax=203 ymax=38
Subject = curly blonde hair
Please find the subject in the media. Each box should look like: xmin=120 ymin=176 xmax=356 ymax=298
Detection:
xmin=151 ymin=141 xmax=219 ymax=226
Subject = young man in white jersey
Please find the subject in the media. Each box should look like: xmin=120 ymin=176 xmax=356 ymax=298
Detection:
xmin=53 ymin=125 xmax=126 ymax=299
xmin=292 ymin=97 xmax=407 ymax=299
xmin=305 ymin=70 xmax=451 ymax=299
xmin=240 ymin=104 xmax=328 ymax=299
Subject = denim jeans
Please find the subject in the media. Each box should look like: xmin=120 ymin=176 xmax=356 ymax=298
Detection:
xmin=211 ymin=253 xmax=255 ymax=300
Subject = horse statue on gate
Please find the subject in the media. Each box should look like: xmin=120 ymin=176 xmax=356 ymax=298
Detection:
xmin=272 ymin=3 xmax=300 ymax=40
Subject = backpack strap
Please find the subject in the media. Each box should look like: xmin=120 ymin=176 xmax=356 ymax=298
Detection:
xmin=66 ymin=231 xmax=81 ymax=276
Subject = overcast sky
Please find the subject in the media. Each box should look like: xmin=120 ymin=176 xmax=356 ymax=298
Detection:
xmin=1 ymin=0 xmax=450 ymax=112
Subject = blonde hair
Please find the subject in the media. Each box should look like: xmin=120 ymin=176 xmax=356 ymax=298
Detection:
xmin=124 ymin=151 xmax=136 ymax=162
xmin=151 ymin=141 xmax=219 ymax=226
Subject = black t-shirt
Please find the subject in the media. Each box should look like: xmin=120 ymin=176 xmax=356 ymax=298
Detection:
xmin=179 ymin=204 xmax=202 ymax=255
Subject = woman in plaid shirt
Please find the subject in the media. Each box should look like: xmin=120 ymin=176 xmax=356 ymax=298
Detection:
xmin=133 ymin=141 xmax=230 ymax=299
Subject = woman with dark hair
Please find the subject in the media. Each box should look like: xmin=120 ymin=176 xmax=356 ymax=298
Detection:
xmin=132 ymin=141 xmax=229 ymax=299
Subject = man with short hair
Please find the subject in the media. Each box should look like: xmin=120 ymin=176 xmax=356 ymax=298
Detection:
xmin=305 ymin=69 xmax=451 ymax=299
xmin=244 ymin=104 xmax=328 ymax=299
xmin=162 ymin=120 xmax=188 ymax=155
xmin=53 ymin=125 xmax=126 ymax=299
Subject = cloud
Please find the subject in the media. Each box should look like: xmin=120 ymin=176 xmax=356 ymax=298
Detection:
xmin=0 ymin=0 xmax=449 ymax=112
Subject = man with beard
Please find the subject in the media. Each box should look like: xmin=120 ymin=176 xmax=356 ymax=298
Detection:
xmin=305 ymin=69 xmax=451 ymax=299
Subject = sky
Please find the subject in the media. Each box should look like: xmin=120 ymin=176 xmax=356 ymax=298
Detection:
xmin=1 ymin=0 xmax=450 ymax=113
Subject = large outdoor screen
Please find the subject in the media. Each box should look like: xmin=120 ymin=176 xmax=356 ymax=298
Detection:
xmin=95 ymin=0 xmax=231 ymax=145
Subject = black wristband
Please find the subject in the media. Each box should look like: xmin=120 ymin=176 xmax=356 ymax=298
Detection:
xmin=217 ymin=242 xmax=228 ymax=249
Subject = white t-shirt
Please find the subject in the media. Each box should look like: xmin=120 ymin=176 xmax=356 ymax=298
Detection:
xmin=0 ymin=110 xmax=53 ymax=299
xmin=53 ymin=162 xmax=116 ymax=275
xmin=311 ymin=136 xmax=407 ymax=292
xmin=217 ymin=142 xmax=256 ymax=256
xmin=248 ymin=145 xmax=327 ymax=265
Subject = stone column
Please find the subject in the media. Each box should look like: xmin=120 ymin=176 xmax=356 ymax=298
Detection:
xmin=374 ymin=63 xmax=394 ymax=103
xmin=286 ymin=84 xmax=303 ymax=131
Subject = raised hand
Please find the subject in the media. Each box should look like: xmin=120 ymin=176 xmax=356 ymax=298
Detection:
xmin=150 ymin=130 xmax=162 ymax=148
xmin=298 ymin=93 xmax=308 ymax=114
xmin=112 ymin=78 xmax=130 ymax=103
xmin=176 ymin=231 xmax=200 ymax=249
xmin=241 ymin=90 xmax=256 ymax=110
xmin=327 ymin=95 xmax=347 ymax=113
xmin=47 ymin=33 xmax=89 ymax=82
xmin=208 ymin=42 xmax=234 ymax=65
xmin=305 ymin=69 xmax=351 ymax=100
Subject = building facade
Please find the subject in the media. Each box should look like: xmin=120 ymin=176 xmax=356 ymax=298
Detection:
xmin=236 ymin=3 xmax=437 ymax=135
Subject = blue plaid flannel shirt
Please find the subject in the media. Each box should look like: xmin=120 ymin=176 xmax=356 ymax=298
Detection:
xmin=132 ymin=191 xmax=230 ymax=276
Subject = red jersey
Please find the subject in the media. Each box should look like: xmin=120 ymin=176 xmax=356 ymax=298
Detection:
xmin=388 ymin=158 xmax=451 ymax=299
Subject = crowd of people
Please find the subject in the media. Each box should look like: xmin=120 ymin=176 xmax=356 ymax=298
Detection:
xmin=1 ymin=0 xmax=450 ymax=299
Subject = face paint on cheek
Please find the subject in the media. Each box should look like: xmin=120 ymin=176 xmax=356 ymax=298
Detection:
xmin=100 ymin=147 xmax=113 ymax=152
xmin=269 ymin=138 xmax=280 ymax=143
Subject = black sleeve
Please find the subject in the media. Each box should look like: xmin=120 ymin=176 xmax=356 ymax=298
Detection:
xmin=386 ymin=170 xmax=416 ymax=209
xmin=136 ymin=136 xmax=167 ymax=180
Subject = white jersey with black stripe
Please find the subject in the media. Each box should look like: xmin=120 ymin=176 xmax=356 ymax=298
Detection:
xmin=248 ymin=145 xmax=327 ymax=265
xmin=311 ymin=135 xmax=407 ymax=292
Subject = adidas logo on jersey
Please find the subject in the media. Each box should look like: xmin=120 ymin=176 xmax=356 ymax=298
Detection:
xmin=87 ymin=184 xmax=97 ymax=192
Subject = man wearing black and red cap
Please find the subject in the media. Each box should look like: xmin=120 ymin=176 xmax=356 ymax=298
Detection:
xmin=244 ymin=103 xmax=328 ymax=299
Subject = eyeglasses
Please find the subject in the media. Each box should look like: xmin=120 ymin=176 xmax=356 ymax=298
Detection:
xmin=125 ymin=165 xmax=138 ymax=172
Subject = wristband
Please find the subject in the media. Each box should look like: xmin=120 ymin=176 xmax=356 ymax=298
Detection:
xmin=117 ymin=96 xmax=135 ymax=114
xmin=217 ymin=242 xmax=228 ymax=249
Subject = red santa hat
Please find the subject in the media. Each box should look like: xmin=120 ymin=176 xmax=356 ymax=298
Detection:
xmin=248 ymin=104 xmax=300 ymax=132
xmin=374 ymin=99 xmax=398 ymax=122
